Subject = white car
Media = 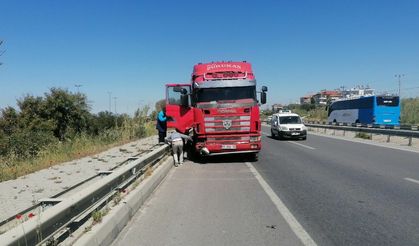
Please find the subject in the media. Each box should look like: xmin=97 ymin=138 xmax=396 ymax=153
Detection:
xmin=270 ymin=112 xmax=307 ymax=140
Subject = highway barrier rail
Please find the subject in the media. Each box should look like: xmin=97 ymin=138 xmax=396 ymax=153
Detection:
xmin=0 ymin=144 xmax=169 ymax=246
xmin=305 ymin=123 xmax=419 ymax=146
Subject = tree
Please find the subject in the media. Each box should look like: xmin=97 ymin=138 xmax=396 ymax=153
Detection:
xmin=155 ymin=99 xmax=166 ymax=112
xmin=0 ymin=107 xmax=18 ymax=136
xmin=150 ymin=99 xmax=166 ymax=121
xmin=44 ymin=88 xmax=90 ymax=140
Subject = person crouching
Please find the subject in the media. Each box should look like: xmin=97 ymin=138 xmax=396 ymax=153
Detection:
xmin=166 ymin=130 xmax=192 ymax=167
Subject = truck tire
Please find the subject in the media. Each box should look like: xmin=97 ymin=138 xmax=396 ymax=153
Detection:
xmin=249 ymin=152 xmax=259 ymax=162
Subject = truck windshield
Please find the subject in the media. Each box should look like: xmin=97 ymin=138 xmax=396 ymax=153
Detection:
xmin=279 ymin=116 xmax=301 ymax=124
xmin=196 ymin=86 xmax=256 ymax=103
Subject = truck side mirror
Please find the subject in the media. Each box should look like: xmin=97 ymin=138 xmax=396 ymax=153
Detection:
xmin=261 ymin=92 xmax=267 ymax=105
xmin=174 ymin=86 xmax=188 ymax=95
xmin=261 ymin=86 xmax=268 ymax=92
xmin=180 ymin=94 xmax=189 ymax=107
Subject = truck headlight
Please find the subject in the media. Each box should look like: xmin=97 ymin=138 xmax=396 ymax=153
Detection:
xmin=280 ymin=126 xmax=288 ymax=131
xmin=250 ymin=136 xmax=261 ymax=142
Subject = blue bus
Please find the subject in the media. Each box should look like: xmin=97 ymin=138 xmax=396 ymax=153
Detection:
xmin=327 ymin=95 xmax=400 ymax=126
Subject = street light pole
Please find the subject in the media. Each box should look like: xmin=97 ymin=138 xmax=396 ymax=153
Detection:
xmin=108 ymin=91 xmax=112 ymax=112
xmin=113 ymin=97 xmax=117 ymax=114
xmin=394 ymin=74 xmax=404 ymax=98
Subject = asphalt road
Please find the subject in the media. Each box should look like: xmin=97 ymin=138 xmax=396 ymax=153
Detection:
xmin=257 ymin=125 xmax=419 ymax=245
xmin=112 ymin=158 xmax=303 ymax=246
xmin=113 ymin=127 xmax=419 ymax=245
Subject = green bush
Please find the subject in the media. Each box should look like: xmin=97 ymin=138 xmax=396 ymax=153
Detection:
xmin=0 ymin=87 xmax=156 ymax=181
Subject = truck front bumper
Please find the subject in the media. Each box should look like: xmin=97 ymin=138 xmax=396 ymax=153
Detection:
xmin=195 ymin=138 xmax=261 ymax=156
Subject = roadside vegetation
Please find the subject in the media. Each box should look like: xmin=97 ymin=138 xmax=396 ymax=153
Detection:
xmin=0 ymin=88 xmax=157 ymax=181
xmin=263 ymin=97 xmax=419 ymax=125
xmin=400 ymin=97 xmax=419 ymax=125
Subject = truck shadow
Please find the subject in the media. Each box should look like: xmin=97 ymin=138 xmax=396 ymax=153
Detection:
xmin=189 ymin=153 xmax=257 ymax=164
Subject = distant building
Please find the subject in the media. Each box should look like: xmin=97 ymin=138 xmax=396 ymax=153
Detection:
xmin=312 ymin=90 xmax=342 ymax=105
xmin=300 ymin=95 xmax=313 ymax=104
xmin=300 ymin=85 xmax=376 ymax=106
xmin=339 ymin=85 xmax=375 ymax=99
xmin=271 ymin=104 xmax=283 ymax=113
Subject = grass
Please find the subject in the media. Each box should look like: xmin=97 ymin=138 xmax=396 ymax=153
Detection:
xmin=112 ymin=192 xmax=122 ymax=206
xmin=92 ymin=210 xmax=104 ymax=224
xmin=0 ymin=122 xmax=156 ymax=182
xmin=401 ymin=97 xmax=419 ymax=125
xmin=355 ymin=132 xmax=372 ymax=140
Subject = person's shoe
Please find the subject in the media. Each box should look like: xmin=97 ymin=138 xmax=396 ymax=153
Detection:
xmin=179 ymin=162 xmax=183 ymax=166
xmin=174 ymin=162 xmax=179 ymax=167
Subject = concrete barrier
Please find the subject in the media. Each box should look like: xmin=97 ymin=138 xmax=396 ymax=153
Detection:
xmin=0 ymin=145 xmax=169 ymax=246
xmin=74 ymin=156 xmax=173 ymax=246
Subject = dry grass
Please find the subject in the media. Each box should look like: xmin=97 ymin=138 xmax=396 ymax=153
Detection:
xmin=145 ymin=166 xmax=153 ymax=178
xmin=0 ymin=122 xmax=156 ymax=182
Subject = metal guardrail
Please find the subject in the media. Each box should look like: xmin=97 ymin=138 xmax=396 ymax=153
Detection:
xmin=0 ymin=145 xmax=169 ymax=246
xmin=305 ymin=121 xmax=419 ymax=131
xmin=305 ymin=123 xmax=419 ymax=146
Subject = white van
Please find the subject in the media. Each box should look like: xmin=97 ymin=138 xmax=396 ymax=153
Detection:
xmin=270 ymin=112 xmax=307 ymax=140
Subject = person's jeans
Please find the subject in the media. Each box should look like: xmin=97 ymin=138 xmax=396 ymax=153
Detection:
xmin=172 ymin=141 xmax=183 ymax=164
xmin=158 ymin=131 xmax=166 ymax=143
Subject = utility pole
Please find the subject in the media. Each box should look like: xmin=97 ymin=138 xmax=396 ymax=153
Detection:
xmin=113 ymin=97 xmax=117 ymax=114
xmin=0 ymin=40 xmax=5 ymax=66
xmin=394 ymin=74 xmax=404 ymax=98
xmin=107 ymin=91 xmax=112 ymax=112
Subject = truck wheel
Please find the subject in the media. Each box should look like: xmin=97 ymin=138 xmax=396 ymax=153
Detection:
xmin=249 ymin=153 xmax=259 ymax=162
xmin=189 ymin=149 xmax=203 ymax=163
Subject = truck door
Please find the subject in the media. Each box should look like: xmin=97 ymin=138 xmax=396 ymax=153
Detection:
xmin=166 ymin=84 xmax=194 ymax=134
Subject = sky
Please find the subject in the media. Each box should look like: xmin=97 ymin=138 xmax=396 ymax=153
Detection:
xmin=1 ymin=0 xmax=419 ymax=114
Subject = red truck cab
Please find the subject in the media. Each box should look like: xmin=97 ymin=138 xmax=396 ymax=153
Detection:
xmin=166 ymin=61 xmax=267 ymax=160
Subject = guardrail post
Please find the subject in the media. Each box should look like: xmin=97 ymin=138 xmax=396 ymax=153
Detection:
xmin=387 ymin=135 xmax=391 ymax=143
xmin=324 ymin=128 xmax=326 ymax=134
xmin=408 ymin=136 xmax=413 ymax=146
xmin=343 ymin=130 xmax=346 ymax=136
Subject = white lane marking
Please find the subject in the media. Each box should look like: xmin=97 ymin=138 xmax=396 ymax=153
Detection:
xmin=288 ymin=141 xmax=316 ymax=150
xmin=246 ymin=162 xmax=317 ymax=246
xmin=262 ymin=131 xmax=316 ymax=150
xmin=307 ymin=130 xmax=419 ymax=155
xmin=404 ymin=177 xmax=419 ymax=185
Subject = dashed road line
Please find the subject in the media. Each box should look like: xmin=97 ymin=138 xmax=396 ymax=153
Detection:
xmin=246 ymin=162 xmax=317 ymax=246
xmin=262 ymin=131 xmax=316 ymax=150
xmin=404 ymin=177 xmax=419 ymax=185
xmin=288 ymin=141 xmax=316 ymax=150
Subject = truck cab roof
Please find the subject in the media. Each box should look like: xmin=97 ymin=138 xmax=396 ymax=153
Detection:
xmin=192 ymin=61 xmax=255 ymax=82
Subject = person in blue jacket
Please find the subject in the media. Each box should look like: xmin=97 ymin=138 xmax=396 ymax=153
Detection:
xmin=156 ymin=107 xmax=167 ymax=144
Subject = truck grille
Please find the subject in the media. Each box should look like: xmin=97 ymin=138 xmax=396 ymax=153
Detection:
xmin=204 ymin=115 xmax=251 ymax=132
xmin=289 ymin=128 xmax=301 ymax=131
